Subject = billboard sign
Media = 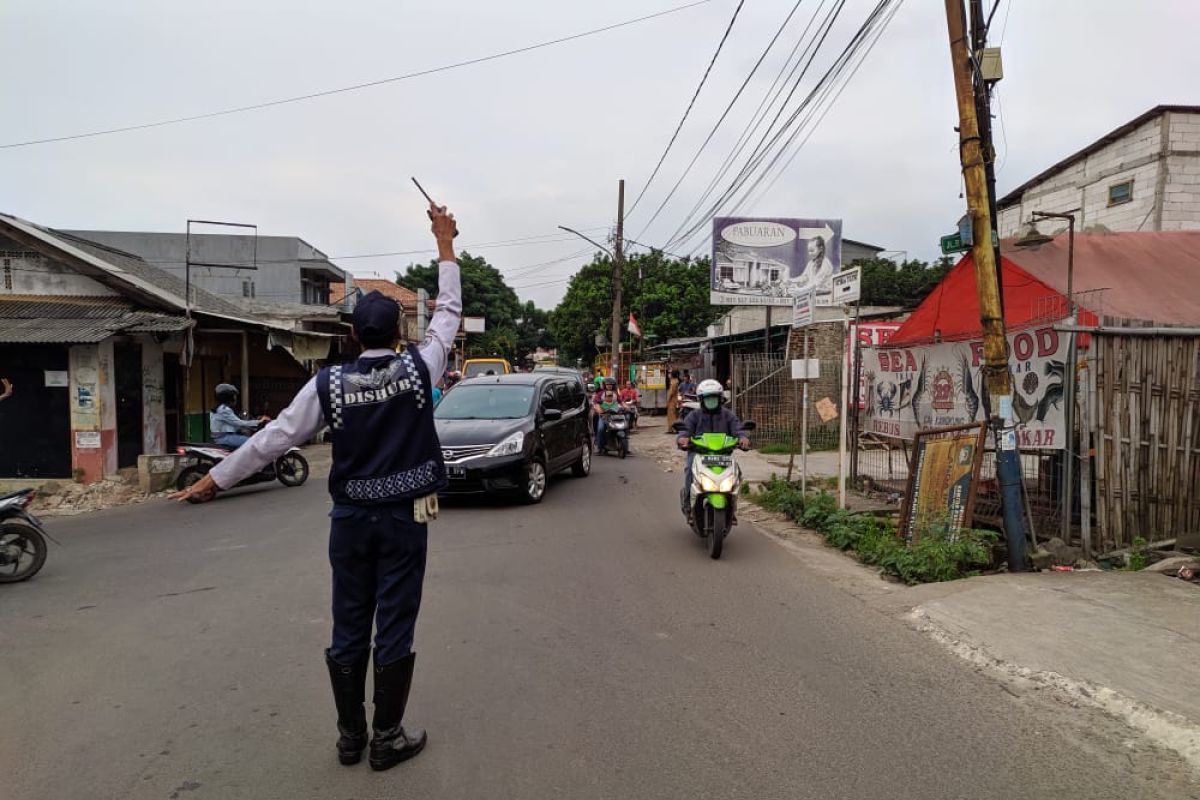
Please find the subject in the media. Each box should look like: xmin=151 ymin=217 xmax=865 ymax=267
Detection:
xmin=711 ymin=217 xmax=843 ymax=307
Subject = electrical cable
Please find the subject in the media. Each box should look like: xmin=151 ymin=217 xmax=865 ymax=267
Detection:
xmin=627 ymin=0 xmax=748 ymax=216
xmin=667 ymin=0 xmax=897 ymax=252
xmin=667 ymin=0 xmax=832 ymax=240
xmin=1 ymin=0 xmax=714 ymax=149
xmin=664 ymin=0 xmax=859 ymax=249
xmin=629 ymin=0 xmax=808 ymax=238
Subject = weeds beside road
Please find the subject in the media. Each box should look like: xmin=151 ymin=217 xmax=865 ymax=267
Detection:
xmin=751 ymin=477 xmax=996 ymax=585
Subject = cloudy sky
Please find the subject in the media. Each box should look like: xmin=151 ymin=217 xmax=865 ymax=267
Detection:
xmin=3 ymin=0 xmax=1196 ymax=308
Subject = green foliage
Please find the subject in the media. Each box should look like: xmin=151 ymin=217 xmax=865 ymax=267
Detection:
xmin=397 ymin=252 xmax=553 ymax=363
xmin=752 ymin=478 xmax=997 ymax=584
xmin=1127 ymin=536 xmax=1150 ymax=571
xmin=549 ymin=251 xmax=725 ymax=362
xmin=850 ymin=256 xmax=954 ymax=308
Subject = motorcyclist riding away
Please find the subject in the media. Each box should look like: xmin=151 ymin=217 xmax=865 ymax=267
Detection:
xmin=592 ymin=377 xmax=625 ymax=450
xmin=209 ymin=383 xmax=271 ymax=450
xmin=677 ymin=379 xmax=749 ymax=511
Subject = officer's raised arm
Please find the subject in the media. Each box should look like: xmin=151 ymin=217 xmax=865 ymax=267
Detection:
xmin=417 ymin=203 xmax=461 ymax=382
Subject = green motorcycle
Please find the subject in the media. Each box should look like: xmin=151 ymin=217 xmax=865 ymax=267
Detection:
xmin=676 ymin=422 xmax=755 ymax=560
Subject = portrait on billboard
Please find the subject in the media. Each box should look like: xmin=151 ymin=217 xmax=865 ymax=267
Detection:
xmin=710 ymin=217 xmax=843 ymax=306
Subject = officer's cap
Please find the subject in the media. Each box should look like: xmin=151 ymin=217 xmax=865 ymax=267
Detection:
xmin=352 ymin=290 xmax=400 ymax=339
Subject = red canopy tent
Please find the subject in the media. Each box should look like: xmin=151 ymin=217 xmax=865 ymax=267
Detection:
xmin=889 ymin=253 xmax=1090 ymax=346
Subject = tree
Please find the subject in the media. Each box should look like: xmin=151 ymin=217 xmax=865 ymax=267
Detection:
xmin=850 ymin=256 xmax=954 ymax=308
xmin=549 ymin=251 xmax=724 ymax=363
xmin=397 ymin=252 xmax=555 ymax=363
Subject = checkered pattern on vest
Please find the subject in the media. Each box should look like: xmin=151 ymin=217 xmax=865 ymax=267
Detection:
xmin=316 ymin=349 xmax=446 ymax=506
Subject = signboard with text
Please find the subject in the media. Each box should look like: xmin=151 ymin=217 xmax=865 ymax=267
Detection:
xmin=711 ymin=217 xmax=843 ymax=307
xmin=861 ymin=325 xmax=1068 ymax=449
xmin=848 ymin=321 xmax=903 ymax=409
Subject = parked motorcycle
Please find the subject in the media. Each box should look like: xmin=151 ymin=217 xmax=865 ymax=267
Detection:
xmin=598 ymin=409 xmax=632 ymax=459
xmin=0 ymin=489 xmax=49 ymax=583
xmin=675 ymin=421 xmax=755 ymax=560
xmin=174 ymin=444 xmax=310 ymax=503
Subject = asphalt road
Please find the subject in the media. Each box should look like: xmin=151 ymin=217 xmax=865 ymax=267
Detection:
xmin=0 ymin=444 xmax=1190 ymax=799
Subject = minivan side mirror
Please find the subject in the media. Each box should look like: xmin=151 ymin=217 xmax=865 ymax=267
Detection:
xmin=542 ymin=408 xmax=564 ymax=422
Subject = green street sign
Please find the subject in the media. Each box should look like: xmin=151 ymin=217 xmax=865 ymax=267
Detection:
xmin=940 ymin=230 xmax=1001 ymax=255
xmin=940 ymin=233 xmax=970 ymax=254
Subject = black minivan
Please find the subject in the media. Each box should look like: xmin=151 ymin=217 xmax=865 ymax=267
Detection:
xmin=434 ymin=372 xmax=591 ymax=503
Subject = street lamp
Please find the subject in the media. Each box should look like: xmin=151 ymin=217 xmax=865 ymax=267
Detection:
xmin=558 ymin=226 xmax=613 ymax=258
xmin=1015 ymin=209 xmax=1078 ymax=546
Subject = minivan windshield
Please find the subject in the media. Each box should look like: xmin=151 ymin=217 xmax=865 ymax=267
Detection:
xmin=435 ymin=384 xmax=535 ymax=420
xmin=463 ymin=361 xmax=507 ymax=378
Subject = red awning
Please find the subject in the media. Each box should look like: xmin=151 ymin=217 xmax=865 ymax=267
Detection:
xmin=888 ymin=255 xmax=1066 ymax=345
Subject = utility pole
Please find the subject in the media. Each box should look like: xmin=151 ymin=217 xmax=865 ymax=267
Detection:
xmin=612 ymin=180 xmax=625 ymax=379
xmin=944 ymin=0 xmax=1028 ymax=570
xmin=968 ymin=0 xmax=1004 ymax=316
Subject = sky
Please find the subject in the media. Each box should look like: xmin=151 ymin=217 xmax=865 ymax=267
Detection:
xmin=2 ymin=0 xmax=1197 ymax=310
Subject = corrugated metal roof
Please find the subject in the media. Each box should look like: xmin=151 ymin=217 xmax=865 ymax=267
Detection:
xmin=0 ymin=298 xmax=191 ymax=343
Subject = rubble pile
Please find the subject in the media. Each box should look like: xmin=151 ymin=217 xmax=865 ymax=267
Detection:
xmin=32 ymin=475 xmax=165 ymax=517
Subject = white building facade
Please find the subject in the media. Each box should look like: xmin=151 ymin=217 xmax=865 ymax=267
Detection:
xmin=998 ymin=105 xmax=1200 ymax=237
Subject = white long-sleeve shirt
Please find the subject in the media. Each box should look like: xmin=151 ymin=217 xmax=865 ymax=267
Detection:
xmin=209 ymin=260 xmax=461 ymax=490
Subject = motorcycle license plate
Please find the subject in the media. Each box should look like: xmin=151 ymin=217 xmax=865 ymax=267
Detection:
xmin=702 ymin=456 xmax=733 ymax=467
xmin=448 ymin=466 xmax=467 ymax=478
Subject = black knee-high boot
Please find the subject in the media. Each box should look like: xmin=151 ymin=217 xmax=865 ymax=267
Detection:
xmin=325 ymin=649 xmax=369 ymax=765
xmin=369 ymin=651 xmax=428 ymax=771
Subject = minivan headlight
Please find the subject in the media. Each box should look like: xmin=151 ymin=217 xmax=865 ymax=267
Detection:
xmin=488 ymin=432 xmax=525 ymax=457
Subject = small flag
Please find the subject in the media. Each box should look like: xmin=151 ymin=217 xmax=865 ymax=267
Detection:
xmin=628 ymin=312 xmax=642 ymax=338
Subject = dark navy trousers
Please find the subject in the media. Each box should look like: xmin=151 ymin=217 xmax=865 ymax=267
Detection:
xmin=327 ymin=503 xmax=428 ymax=666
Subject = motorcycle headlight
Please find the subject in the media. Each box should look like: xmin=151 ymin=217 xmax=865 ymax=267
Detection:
xmin=698 ymin=473 xmax=737 ymax=493
xmin=488 ymin=432 xmax=525 ymax=457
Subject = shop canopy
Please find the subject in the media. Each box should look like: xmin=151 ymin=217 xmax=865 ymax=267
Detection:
xmin=888 ymin=254 xmax=1065 ymax=345
xmin=888 ymin=232 xmax=1200 ymax=346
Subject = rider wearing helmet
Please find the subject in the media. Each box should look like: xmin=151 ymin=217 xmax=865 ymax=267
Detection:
xmin=209 ymin=383 xmax=271 ymax=449
xmin=592 ymin=376 xmax=624 ymax=450
xmin=676 ymin=379 xmax=749 ymax=511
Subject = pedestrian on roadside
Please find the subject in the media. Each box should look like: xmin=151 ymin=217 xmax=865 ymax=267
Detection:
xmin=170 ymin=202 xmax=462 ymax=772
xmin=664 ymin=369 xmax=681 ymax=434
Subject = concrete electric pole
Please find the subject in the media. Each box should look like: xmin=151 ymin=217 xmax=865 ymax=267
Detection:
xmin=612 ymin=179 xmax=625 ymax=379
xmin=943 ymin=0 xmax=1028 ymax=570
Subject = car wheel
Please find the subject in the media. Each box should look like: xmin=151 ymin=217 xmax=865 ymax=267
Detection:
xmin=522 ymin=458 xmax=547 ymax=504
xmin=571 ymin=440 xmax=592 ymax=477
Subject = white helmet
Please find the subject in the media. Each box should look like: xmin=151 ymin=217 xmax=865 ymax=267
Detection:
xmin=697 ymin=379 xmax=724 ymax=412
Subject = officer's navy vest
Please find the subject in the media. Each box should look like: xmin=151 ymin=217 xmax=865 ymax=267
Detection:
xmin=316 ymin=348 xmax=446 ymax=506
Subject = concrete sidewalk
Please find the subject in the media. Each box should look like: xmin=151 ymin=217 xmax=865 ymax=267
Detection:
xmin=903 ymin=570 xmax=1200 ymax=767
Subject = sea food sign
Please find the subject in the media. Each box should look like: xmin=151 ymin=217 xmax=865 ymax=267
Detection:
xmin=711 ymin=217 xmax=843 ymax=307
xmin=861 ymin=326 xmax=1068 ymax=449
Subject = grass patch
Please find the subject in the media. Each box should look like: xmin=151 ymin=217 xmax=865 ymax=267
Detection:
xmin=753 ymin=477 xmax=997 ymax=585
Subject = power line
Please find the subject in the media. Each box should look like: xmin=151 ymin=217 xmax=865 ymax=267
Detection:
xmin=626 ymin=0 xmax=748 ymax=216
xmin=663 ymin=0 xmax=833 ymax=242
xmin=1 ymin=1 xmax=714 ymax=150
xmin=663 ymin=0 xmax=852 ymax=248
xmin=737 ymin=0 xmax=904 ymax=214
xmin=131 ymin=227 xmax=608 ymax=268
xmin=667 ymin=0 xmax=896 ymax=251
xmin=630 ymin=0 xmax=809 ymax=240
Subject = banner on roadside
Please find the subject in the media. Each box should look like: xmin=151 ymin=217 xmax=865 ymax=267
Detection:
xmin=861 ymin=325 xmax=1068 ymax=449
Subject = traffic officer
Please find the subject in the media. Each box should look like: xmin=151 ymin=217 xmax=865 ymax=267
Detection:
xmin=171 ymin=202 xmax=461 ymax=772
